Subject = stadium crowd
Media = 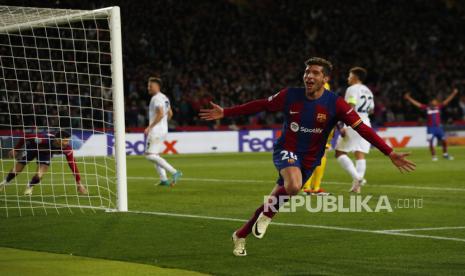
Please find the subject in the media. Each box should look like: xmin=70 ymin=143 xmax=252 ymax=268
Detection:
xmin=1 ymin=0 xmax=465 ymax=130
xmin=120 ymin=0 xmax=465 ymax=128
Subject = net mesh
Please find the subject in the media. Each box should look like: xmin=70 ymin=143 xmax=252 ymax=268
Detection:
xmin=0 ymin=6 xmax=118 ymax=216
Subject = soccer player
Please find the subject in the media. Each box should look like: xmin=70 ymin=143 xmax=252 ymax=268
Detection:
xmin=301 ymin=82 xmax=333 ymax=196
xmin=144 ymin=77 xmax=182 ymax=186
xmin=301 ymin=128 xmax=334 ymax=195
xmin=0 ymin=131 xmax=87 ymax=195
xmin=200 ymin=57 xmax=415 ymax=257
xmin=335 ymin=67 xmax=374 ymax=193
xmin=404 ymin=88 xmax=459 ymax=161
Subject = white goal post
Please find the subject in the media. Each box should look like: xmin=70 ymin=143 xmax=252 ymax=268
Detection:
xmin=0 ymin=6 xmax=127 ymax=215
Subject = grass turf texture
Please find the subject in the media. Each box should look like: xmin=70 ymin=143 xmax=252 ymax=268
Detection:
xmin=0 ymin=247 xmax=206 ymax=276
xmin=1 ymin=147 xmax=465 ymax=275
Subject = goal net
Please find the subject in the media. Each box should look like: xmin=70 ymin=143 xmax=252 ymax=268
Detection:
xmin=0 ymin=6 xmax=127 ymax=216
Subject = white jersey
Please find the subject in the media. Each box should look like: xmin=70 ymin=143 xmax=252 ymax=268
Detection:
xmin=345 ymin=83 xmax=374 ymax=123
xmin=148 ymin=92 xmax=170 ymax=135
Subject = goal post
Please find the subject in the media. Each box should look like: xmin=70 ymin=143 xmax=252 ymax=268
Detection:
xmin=0 ymin=5 xmax=127 ymax=215
xmin=109 ymin=7 xmax=128 ymax=212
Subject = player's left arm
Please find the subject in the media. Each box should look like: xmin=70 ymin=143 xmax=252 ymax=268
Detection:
xmin=336 ymin=97 xmax=416 ymax=172
xmin=63 ymin=147 xmax=81 ymax=185
xmin=441 ymin=88 xmax=459 ymax=106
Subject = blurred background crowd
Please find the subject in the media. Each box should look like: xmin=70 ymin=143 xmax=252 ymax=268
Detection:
xmin=2 ymin=0 xmax=465 ymax=130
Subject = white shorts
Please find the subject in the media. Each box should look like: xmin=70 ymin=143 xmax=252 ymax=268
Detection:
xmin=145 ymin=133 xmax=167 ymax=154
xmin=336 ymin=126 xmax=371 ymax=154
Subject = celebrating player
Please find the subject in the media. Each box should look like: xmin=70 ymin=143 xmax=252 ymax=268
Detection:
xmin=0 ymin=131 xmax=87 ymax=195
xmin=404 ymin=88 xmax=459 ymax=161
xmin=301 ymin=82 xmax=333 ymax=196
xmin=200 ymin=57 xmax=415 ymax=257
xmin=144 ymin=77 xmax=182 ymax=186
xmin=335 ymin=67 xmax=374 ymax=193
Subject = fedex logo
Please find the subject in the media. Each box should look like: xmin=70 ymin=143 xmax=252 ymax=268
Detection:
xmin=382 ymin=136 xmax=412 ymax=148
xmin=107 ymin=135 xmax=146 ymax=155
xmin=239 ymin=130 xmax=280 ymax=152
xmin=107 ymin=135 xmax=179 ymax=155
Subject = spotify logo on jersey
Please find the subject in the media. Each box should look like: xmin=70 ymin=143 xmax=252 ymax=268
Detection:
xmin=290 ymin=122 xmax=299 ymax=132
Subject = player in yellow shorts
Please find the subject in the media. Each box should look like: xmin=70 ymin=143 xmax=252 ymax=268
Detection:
xmin=302 ymin=82 xmax=333 ymax=195
xmin=302 ymin=128 xmax=334 ymax=195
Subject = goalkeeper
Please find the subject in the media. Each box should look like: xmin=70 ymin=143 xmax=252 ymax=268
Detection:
xmin=0 ymin=131 xmax=87 ymax=195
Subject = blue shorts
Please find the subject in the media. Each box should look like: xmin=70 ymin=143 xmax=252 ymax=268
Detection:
xmin=427 ymin=127 xmax=445 ymax=142
xmin=17 ymin=149 xmax=51 ymax=166
xmin=272 ymin=148 xmax=315 ymax=186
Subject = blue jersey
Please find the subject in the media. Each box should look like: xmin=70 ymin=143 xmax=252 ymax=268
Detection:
xmin=274 ymin=88 xmax=341 ymax=169
xmin=223 ymin=87 xmax=392 ymax=172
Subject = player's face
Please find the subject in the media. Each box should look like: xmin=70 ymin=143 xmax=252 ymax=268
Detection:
xmin=431 ymin=99 xmax=439 ymax=106
xmin=303 ymin=65 xmax=328 ymax=96
xmin=147 ymin=82 xmax=160 ymax=95
xmin=347 ymin=72 xmax=357 ymax=85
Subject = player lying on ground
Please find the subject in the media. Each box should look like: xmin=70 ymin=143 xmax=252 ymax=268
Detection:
xmin=404 ymin=88 xmax=459 ymax=161
xmin=335 ymin=67 xmax=374 ymax=193
xmin=200 ymin=57 xmax=415 ymax=257
xmin=0 ymin=131 xmax=87 ymax=196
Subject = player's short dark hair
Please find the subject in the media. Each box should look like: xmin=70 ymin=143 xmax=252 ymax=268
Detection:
xmin=54 ymin=130 xmax=71 ymax=139
xmin=304 ymin=57 xmax=333 ymax=76
xmin=349 ymin=67 xmax=367 ymax=82
xmin=148 ymin=77 xmax=162 ymax=87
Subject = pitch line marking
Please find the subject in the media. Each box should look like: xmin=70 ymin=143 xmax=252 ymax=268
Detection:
xmin=2 ymin=199 xmax=465 ymax=244
xmin=126 ymin=176 xmax=465 ymax=192
xmin=381 ymin=226 xmax=465 ymax=232
xmin=127 ymin=209 xmax=465 ymax=244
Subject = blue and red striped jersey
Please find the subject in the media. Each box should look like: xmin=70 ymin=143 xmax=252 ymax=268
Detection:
xmin=420 ymin=104 xmax=442 ymax=127
xmin=14 ymin=132 xmax=81 ymax=182
xmin=224 ymin=88 xmax=392 ymax=169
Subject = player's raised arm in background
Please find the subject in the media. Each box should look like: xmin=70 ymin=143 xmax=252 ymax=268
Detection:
xmin=199 ymin=89 xmax=288 ymax=120
xmin=335 ymin=97 xmax=416 ymax=172
xmin=442 ymin=88 xmax=459 ymax=106
xmin=404 ymin=92 xmax=425 ymax=108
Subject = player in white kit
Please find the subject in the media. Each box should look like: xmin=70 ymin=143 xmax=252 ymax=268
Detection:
xmin=144 ymin=77 xmax=182 ymax=186
xmin=335 ymin=67 xmax=374 ymax=193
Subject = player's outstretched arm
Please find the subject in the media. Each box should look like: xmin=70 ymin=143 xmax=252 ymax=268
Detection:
xmin=404 ymin=92 xmax=424 ymax=108
xmin=336 ymin=97 xmax=415 ymax=172
xmin=388 ymin=151 xmax=416 ymax=173
xmin=442 ymin=88 xmax=459 ymax=106
xmin=200 ymin=89 xmax=288 ymax=120
xmin=199 ymin=102 xmax=224 ymax=120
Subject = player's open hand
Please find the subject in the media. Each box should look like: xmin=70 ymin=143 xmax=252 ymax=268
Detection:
xmin=8 ymin=149 xmax=15 ymax=158
xmin=389 ymin=151 xmax=416 ymax=173
xmin=199 ymin=102 xmax=224 ymax=121
xmin=403 ymin=92 xmax=411 ymax=100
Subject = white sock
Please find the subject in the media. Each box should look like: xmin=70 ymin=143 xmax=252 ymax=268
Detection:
xmin=156 ymin=165 xmax=168 ymax=181
xmin=337 ymin=155 xmax=361 ymax=181
xmin=355 ymin=159 xmax=366 ymax=179
xmin=145 ymin=154 xmax=177 ymax=174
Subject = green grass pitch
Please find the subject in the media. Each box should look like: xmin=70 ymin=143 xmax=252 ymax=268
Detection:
xmin=0 ymin=147 xmax=464 ymax=275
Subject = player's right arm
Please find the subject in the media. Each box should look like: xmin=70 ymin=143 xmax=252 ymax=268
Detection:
xmin=199 ymin=89 xmax=288 ymax=120
xmin=404 ymin=92 xmax=425 ymax=109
